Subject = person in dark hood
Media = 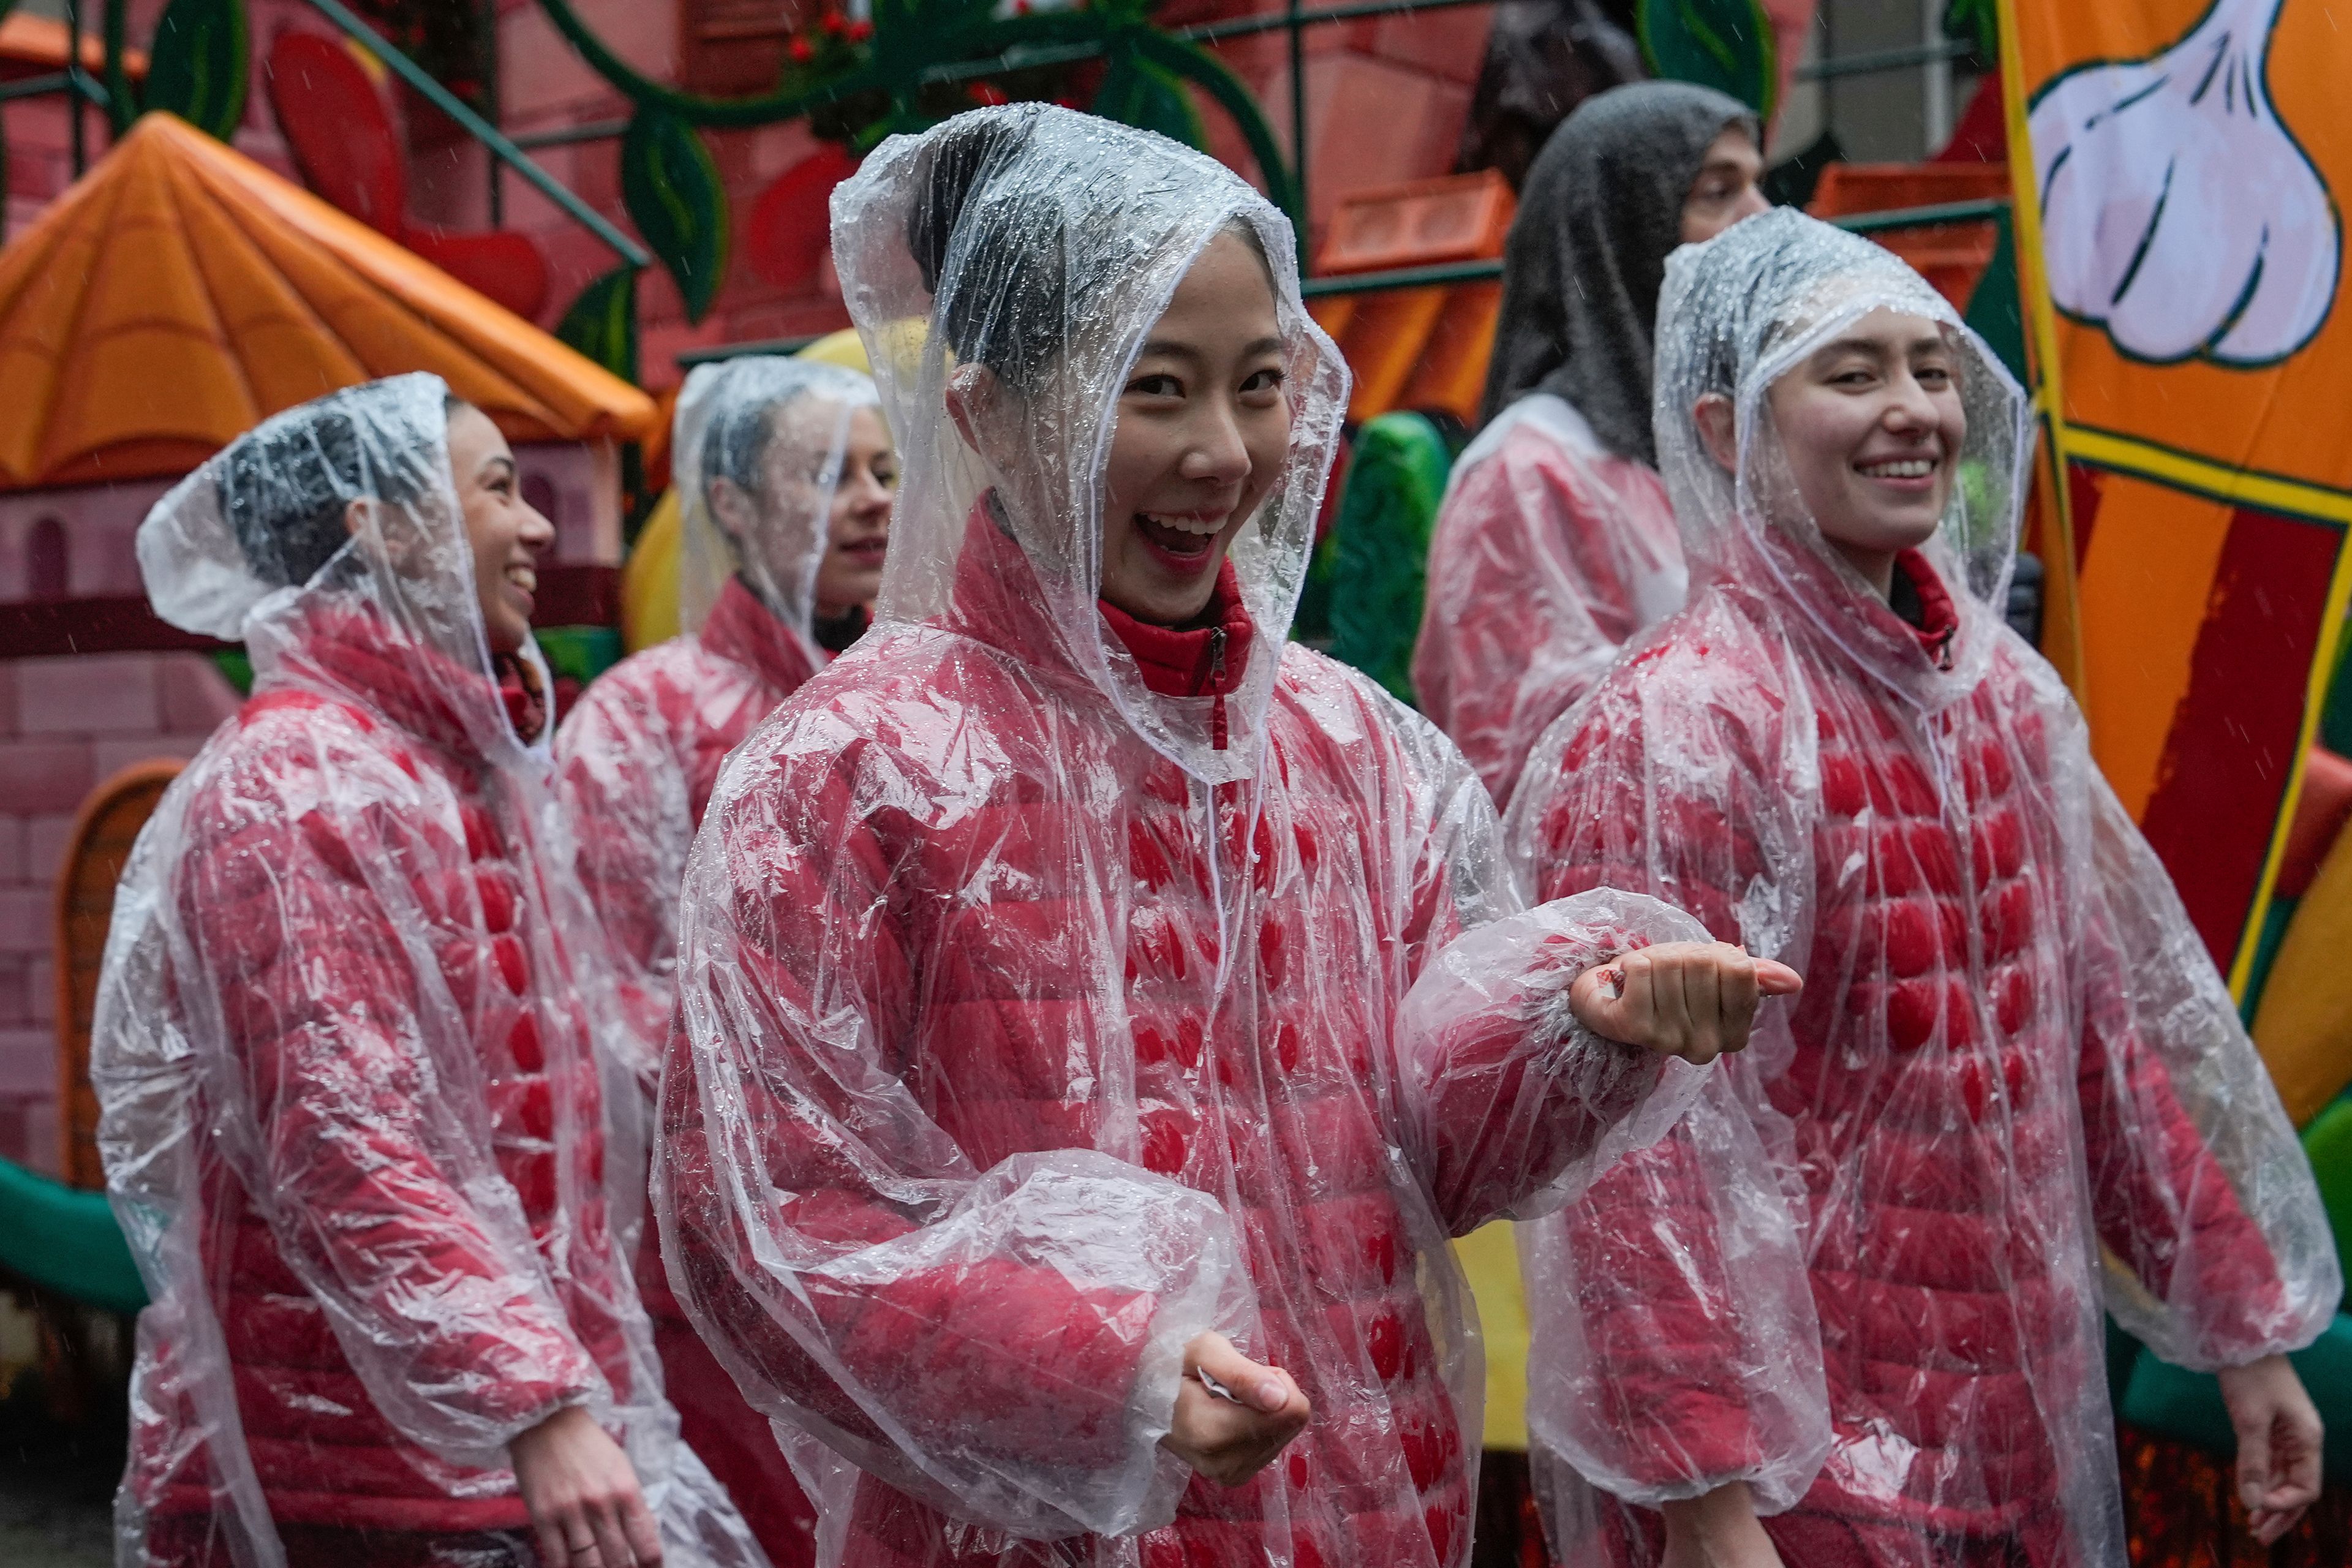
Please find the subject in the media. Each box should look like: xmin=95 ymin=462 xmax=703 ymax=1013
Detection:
xmin=1415 ymin=82 xmax=1766 ymax=809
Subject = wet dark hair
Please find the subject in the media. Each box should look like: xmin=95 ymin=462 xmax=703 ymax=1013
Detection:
xmin=906 ymin=107 xmax=1278 ymax=394
xmin=702 ymin=399 xmax=785 ymax=502
xmin=906 ymin=109 xmax=1069 ymax=392
xmin=221 ymin=390 xmax=463 ymax=588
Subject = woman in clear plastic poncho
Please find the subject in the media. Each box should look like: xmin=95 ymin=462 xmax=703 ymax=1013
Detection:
xmin=557 ymin=357 xmax=892 ymax=1077
xmin=654 ymin=104 xmax=1796 ymax=1568
xmin=93 ymin=375 xmax=765 ymax=1568
xmin=557 ymin=359 xmax=893 ymax=1568
xmin=1506 ymin=209 xmax=2339 ymax=1566
xmin=1412 ymin=82 xmax=1766 ymax=810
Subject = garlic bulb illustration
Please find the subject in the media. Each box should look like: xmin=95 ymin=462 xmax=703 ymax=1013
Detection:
xmin=2028 ymin=0 xmax=2340 ymax=365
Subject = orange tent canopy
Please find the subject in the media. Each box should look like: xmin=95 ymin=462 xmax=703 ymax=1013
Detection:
xmin=0 ymin=113 xmax=654 ymax=490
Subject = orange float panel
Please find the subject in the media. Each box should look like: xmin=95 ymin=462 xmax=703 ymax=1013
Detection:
xmin=1311 ymin=170 xmax=1515 ymax=426
xmin=1808 ymin=163 xmax=2010 ymax=307
xmin=0 ymin=113 xmax=655 ymax=491
xmin=1316 ymin=169 xmax=1515 ymax=276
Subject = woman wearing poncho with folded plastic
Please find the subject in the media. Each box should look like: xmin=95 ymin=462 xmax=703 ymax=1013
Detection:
xmin=1506 ymin=209 xmax=2340 ymax=1566
xmin=1412 ymin=82 xmax=1766 ymax=810
xmin=92 ymin=377 xmax=765 ymax=1568
xmin=557 ymin=358 xmax=894 ymax=1568
xmin=652 ymin=105 xmax=1798 ymax=1568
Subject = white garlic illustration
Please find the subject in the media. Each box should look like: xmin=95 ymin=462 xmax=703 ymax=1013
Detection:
xmin=2028 ymin=0 xmax=2340 ymax=365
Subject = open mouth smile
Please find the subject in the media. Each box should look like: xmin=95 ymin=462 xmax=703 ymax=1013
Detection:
xmin=1134 ymin=511 xmax=1227 ymax=573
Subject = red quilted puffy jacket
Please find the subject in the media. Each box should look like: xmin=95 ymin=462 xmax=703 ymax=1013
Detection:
xmin=1511 ymin=553 xmax=2322 ymax=1563
xmin=116 ymin=601 xmax=635 ymax=1546
xmin=657 ymin=516 xmax=1703 ymax=1568
xmin=1413 ymin=397 xmax=1684 ymax=811
xmin=558 ymin=576 xmax=823 ymax=1071
xmin=556 ymin=575 xmax=826 ymax=1566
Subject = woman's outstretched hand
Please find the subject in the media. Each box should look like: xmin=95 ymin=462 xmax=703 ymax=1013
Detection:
xmin=1160 ymin=1332 xmax=1310 ymax=1487
xmin=2217 ymin=1352 xmax=2323 ymax=1544
xmin=510 ymin=1405 xmax=663 ymax=1568
xmin=1569 ymin=942 xmax=1803 ymax=1065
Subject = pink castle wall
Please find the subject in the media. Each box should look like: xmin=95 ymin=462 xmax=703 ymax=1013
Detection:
xmin=0 ymin=650 xmax=243 ymax=1175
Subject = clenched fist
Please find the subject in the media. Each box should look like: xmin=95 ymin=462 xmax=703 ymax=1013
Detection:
xmin=1569 ymin=941 xmax=1803 ymax=1065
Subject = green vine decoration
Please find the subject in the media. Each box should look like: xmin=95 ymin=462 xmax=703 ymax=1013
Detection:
xmin=531 ymin=0 xmax=1302 ymax=230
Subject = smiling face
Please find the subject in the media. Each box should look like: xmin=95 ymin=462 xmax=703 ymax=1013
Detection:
xmin=1742 ymin=309 xmax=1967 ymax=593
xmin=812 ymin=405 xmax=897 ymax=616
xmin=1680 ymin=126 xmax=1769 ymax=245
xmin=447 ymin=403 xmax=554 ymax=654
xmin=1096 ymin=228 xmax=1293 ymax=627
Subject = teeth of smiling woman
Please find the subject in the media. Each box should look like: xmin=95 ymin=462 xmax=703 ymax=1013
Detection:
xmin=1858 ymin=460 xmax=1934 ymax=478
xmin=1142 ymin=512 xmax=1222 ymax=535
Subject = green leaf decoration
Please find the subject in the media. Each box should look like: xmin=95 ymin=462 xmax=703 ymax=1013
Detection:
xmin=556 ymin=266 xmax=641 ymax=384
xmin=1325 ymin=412 xmax=1455 ymax=705
xmin=1942 ymin=0 xmax=1998 ymax=69
xmin=1094 ymin=42 xmax=1205 ymax=149
xmin=1637 ymin=0 xmax=1778 ymax=124
xmin=146 ymin=0 xmax=249 ymax=141
xmin=621 ymin=108 xmax=730 ymax=325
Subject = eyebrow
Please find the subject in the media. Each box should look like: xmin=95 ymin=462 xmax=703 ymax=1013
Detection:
xmin=478 ymin=454 xmax=516 ymax=481
xmin=1134 ymin=334 xmax=1287 ymax=363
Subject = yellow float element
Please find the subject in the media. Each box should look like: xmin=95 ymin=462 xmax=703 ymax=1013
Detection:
xmin=1453 ymin=1221 xmax=1529 ymax=1451
xmin=620 ymin=489 xmax=683 ymax=654
xmin=2255 ymin=826 xmax=2352 ymax=1127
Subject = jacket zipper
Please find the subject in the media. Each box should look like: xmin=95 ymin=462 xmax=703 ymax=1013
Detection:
xmin=1208 ymin=627 xmax=1229 ymax=751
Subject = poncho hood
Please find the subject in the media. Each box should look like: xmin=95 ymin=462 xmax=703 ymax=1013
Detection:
xmin=829 ymin=102 xmax=1349 ymax=785
xmin=1481 ymin=80 xmax=1757 ymax=461
xmin=1654 ymin=207 xmax=2034 ymax=713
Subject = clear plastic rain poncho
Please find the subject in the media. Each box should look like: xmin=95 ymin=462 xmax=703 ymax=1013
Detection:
xmin=1415 ymin=83 xmax=1752 ymax=810
xmin=655 ymin=104 xmax=1721 ymax=1568
xmin=559 ymin=356 xmax=884 ymax=1082
xmin=94 ymin=375 xmax=766 ymax=1568
xmin=1504 ymin=209 xmax=2340 ymax=1563
xmin=1412 ymin=395 xmax=1684 ymax=810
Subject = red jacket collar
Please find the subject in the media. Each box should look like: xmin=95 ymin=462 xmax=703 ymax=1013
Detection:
xmin=1098 ymin=562 xmax=1253 ymax=699
xmin=1892 ymin=548 xmax=1959 ymax=671
xmin=699 ymin=575 xmax=820 ymax=697
xmin=942 ymin=500 xmax=1259 ymax=750
xmin=944 ymin=500 xmax=1260 ymax=690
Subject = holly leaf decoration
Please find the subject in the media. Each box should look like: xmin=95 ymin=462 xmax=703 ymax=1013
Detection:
xmin=1637 ymin=0 xmax=1778 ymax=123
xmin=621 ymin=107 xmax=730 ymax=324
xmin=146 ymin=0 xmax=251 ymax=140
xmin=556 ymin=266 xmax=641 ymax=383
xmin=1094 ymin=42 xmax=1205 ymax=149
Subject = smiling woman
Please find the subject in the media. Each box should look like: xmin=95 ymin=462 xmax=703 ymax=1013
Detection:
xmin=448 ymin=401 xmax=557 ymax=655
xmin=1692 ymin=309 xmax=1967 ymax=598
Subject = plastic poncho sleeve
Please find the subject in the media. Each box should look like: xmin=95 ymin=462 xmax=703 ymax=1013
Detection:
xmin=1502 ymin=661 xmax=1831 ymax=1512
xmin=657 ymin=728 xmax=1247 ymax=1541
xmin=554 ymin=673 xmax=695 ymax=1082
xmin=1414 ymin=423 xmax=1678 ymax=809
xmin=185 ymin=723 xmax=605 ymax=1457
xmin=1369 ymin=680 xmax=1714 ymax=1235
xmin=2075 ymin=773 xmax=2340 ymax=1370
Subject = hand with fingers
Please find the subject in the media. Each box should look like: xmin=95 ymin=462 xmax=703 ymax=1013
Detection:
xmin=2216 ymin=1352 xmax=2323 ymax=1544
xmin=1568 ymin=941 xmax=1803 ymax=1066
xmin=1159 ymin=1332 xmax=1311 ymax=1487
xmin=510 ymin=1405 xmax=665 ymax=1568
